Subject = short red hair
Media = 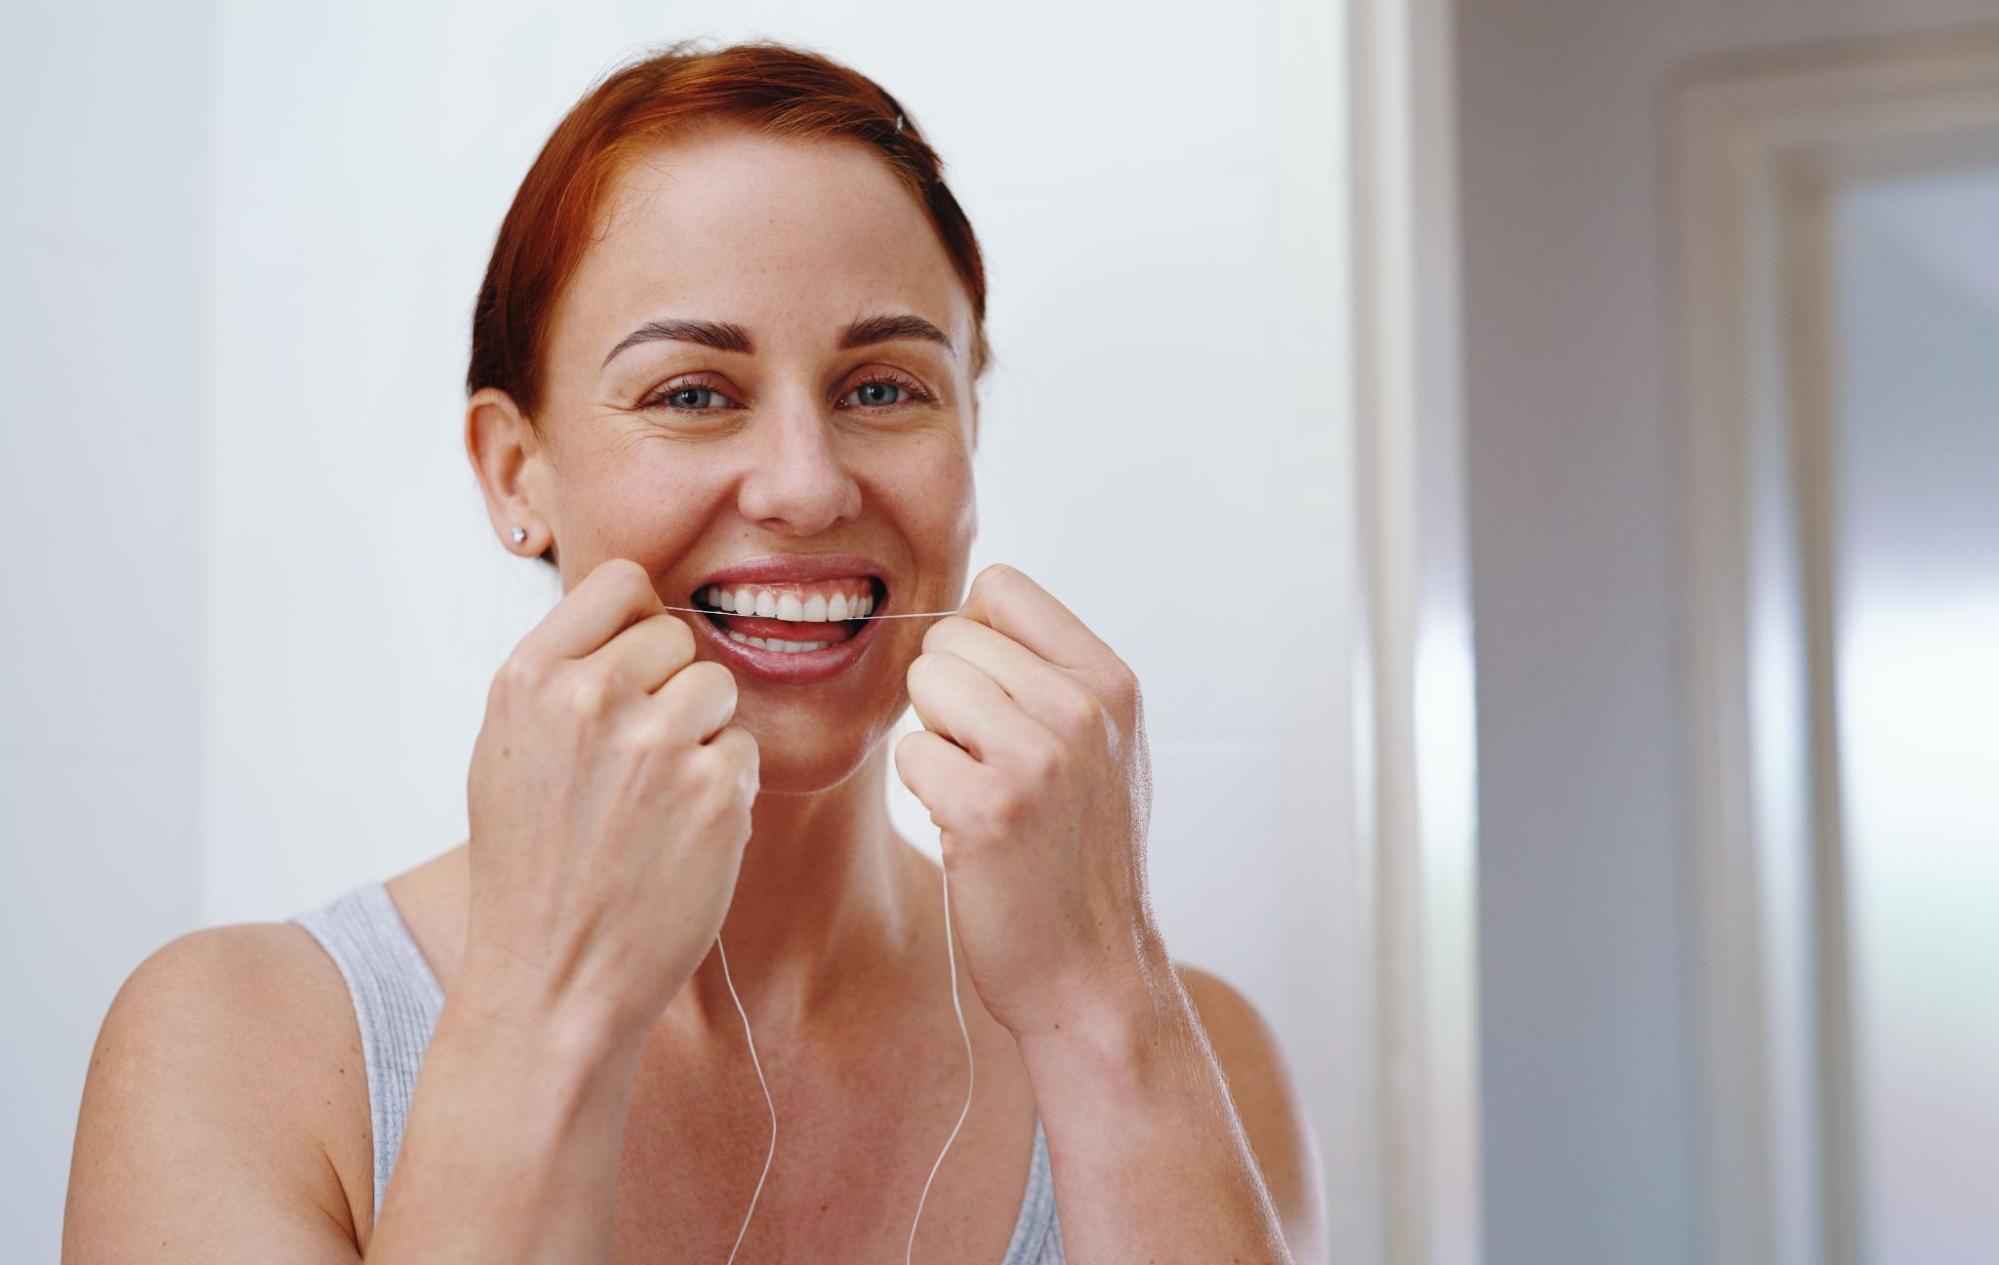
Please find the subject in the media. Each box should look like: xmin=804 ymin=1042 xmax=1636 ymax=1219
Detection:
xmin=467 ymin=38 xmax=991 ymax=417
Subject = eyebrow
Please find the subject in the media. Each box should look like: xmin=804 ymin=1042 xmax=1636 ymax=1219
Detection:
xmin=601 ymin=312 xmax=955 ymax=368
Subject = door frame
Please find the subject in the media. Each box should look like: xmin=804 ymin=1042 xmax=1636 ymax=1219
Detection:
xmin=1672 ymin=27 xmax=1999 ymax=1265
xmin=1349 ymin=0 xmax=1482 ymax=1261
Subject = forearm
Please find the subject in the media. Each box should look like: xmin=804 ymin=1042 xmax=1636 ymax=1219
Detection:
xmin=1016 ymin=957 xmax=1294 ymax=1264
xmin=362 ymin=988 xmax=645 ymax=1264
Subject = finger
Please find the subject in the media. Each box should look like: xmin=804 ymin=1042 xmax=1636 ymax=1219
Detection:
xmin=701 ymin=723 xmax=760 ymax=778
xmin=584 ymin=611 xmax=697 ymax=696
xmin=905 ymin=650 xmax=1047 ymax=764
xmin=893 ymin=727 xmax=989 ymax=817
xmin=516 ymin=557 xmax=665 ymax=663
xmin=955 ymin=564 xmax=1106 ymax=673
xmin=645 ymin=660 xmax=739 ymax=744
xmin=921 ymin=615 xmax=1091 ymax=730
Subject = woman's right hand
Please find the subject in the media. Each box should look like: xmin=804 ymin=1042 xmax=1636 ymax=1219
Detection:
xmin=460 ymin=556 xmax=758 ymax=1048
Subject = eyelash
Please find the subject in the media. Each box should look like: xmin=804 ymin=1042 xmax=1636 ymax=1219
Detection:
xmin=641 ymin=370 xmax=934 ymax=414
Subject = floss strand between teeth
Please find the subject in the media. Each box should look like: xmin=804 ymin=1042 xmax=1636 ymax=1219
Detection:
xmin=659 ymin=604 xmax=962 ymax=620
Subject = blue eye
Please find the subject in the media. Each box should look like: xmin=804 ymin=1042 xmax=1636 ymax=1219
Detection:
xmin=657 ymin=385 xmax=732 ymax=410
xmin=850 ymin=381 xmax=903 ymax=406
xmin=839 ymin=375 xmax=930 ymax=409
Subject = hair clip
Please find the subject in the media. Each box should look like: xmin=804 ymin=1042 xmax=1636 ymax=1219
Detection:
xmin=894 ymin=112 xmax=905 ymax=135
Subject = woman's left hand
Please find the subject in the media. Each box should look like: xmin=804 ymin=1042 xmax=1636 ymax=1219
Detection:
xmin=895 ymin=562 xmax=1165 ymax=1044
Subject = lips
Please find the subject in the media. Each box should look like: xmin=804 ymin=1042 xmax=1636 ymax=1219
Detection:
xmin=685 ymin=553 xmax=891 ymax=684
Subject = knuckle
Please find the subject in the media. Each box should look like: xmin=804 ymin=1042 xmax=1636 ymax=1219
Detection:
xmin=1100 ymin=659 xmax=1141 ymax=712
xmin=661 ymin=613 xmax=696 ymax=658
xmin=684 ymin=785 xmax=733 ymax=833
xmin=1110 ymin=658 xmax=1140 ymax=697
xmin=622 ymin=712 xmax=676 ymax=752
xmin=1019 ymin=735 xmax=1065 ymax=786
xmin=564 ymin=668 xmax=615 ymax=716
xmin=681 ymin=659 xmax=734 ymax=702
xmin=699 ymin=727 xmax=753 ymax=774
xmin=1051 ymin=686 xmax=1103 ymax=739
xmin=948 ymin=779 xmax=995 ymax=830
xmin=597 ymin=556 xmax=650 ymax=589
xmin=493 ymin=654 xmax=544 ymax=698
xmin=691 ymin=745 xmax=755 ymax=814
xmin=921 ymin=615 xmax=967 ymax=654
xmin=591 ymin=557 xmax=659 ymax=608
xmin=982 ymin=779 xmax=1030 ymax=829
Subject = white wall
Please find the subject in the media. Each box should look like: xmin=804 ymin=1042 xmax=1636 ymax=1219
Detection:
xmin=0 ymin=3 xmax=214 ymax=1260
xmin=1452 ymin=4 xmax=1999 ymax=1264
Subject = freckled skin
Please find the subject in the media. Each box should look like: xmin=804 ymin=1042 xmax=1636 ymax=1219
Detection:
xmin=504 ymin=122 xmax=981 ymax=795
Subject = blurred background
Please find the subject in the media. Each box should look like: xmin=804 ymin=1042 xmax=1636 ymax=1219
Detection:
xmin=2 ymin=2 xmax=1994 ymax=1263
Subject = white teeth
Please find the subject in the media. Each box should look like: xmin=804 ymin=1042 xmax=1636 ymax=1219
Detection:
xmin=724 ymin=628 xmax=828 ymax=653
xmin=702 ymin=581 xmax=879 ymax=621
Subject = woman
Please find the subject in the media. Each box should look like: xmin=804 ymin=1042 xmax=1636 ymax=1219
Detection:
xmin=63 ymin=40 xmax=1326 ymax=1264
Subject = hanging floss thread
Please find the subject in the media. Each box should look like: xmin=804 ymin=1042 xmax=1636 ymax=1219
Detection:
xmin=713 ymin=870 xmax=974 ymax=1265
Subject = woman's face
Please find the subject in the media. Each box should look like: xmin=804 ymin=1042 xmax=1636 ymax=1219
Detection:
xmin=501 ymin=124 xmax=979 ymax=793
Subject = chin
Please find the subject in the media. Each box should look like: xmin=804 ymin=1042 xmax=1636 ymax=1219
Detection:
xmin=739 ymin=708 xmax=897 ymax=796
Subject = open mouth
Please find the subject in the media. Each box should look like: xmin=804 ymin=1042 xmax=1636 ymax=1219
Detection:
xmin=689 ymin=576 xmax=888 ymax=654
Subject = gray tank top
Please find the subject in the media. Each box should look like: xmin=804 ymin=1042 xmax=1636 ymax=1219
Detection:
xmin=291 ymin=881 xmax=1065 ymax=1262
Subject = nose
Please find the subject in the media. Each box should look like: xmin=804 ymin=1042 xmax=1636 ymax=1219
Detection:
xmin=734 ymin=395 xmax=862 ymax=536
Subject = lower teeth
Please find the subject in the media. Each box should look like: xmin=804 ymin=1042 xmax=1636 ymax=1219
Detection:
xmin=726 ymin=630 xmax=830 ymax=653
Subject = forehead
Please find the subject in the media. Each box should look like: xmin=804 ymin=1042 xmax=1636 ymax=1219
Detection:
xmin=555 ymin=124 xmax=972 ymax=354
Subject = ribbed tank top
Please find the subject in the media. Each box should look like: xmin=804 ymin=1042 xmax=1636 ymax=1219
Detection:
xmin=290 ymin=881 xmax=1066 ymax=1262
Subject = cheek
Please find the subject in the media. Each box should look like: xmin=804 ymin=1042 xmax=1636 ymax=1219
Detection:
xmin=879 ymin=435 xmax=976 ymax=547
xmin=563 ymin=445 xmax=730 ymax=562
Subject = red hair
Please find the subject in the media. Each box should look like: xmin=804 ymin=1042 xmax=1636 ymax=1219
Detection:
xmin=467 ymin=38 xmax=991 ymax=418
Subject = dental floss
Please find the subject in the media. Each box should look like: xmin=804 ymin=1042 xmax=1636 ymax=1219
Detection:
xmin=713 ymin=858 xmax=976 ymax=1264
xmin=716 ymin=931 xmax=776 ymax=1265
xmin=660 ymin=604 xmax=963 ymax=620
xmin=908 ymin=861 xmax=977 ymax=1264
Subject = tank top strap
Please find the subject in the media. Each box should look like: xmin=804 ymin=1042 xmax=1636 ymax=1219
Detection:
xmin=290 ymin=880 xmax=444 ymax=1219
xmin=1004 ymin=1115 xmax=1067 ymax=1263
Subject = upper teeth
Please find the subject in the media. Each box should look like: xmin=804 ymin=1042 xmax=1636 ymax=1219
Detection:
xmin=700 ymin=581 xmax=875 ymax=620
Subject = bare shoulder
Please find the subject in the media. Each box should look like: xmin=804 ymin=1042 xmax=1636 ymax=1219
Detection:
xmin=1175 ymin=962 xmax=1331 ymax=1265
xmin=63 ymin=921 xmax=368 ymax=1263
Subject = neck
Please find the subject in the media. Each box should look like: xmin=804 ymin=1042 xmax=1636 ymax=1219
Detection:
xmin=684 ymin=741 xmax=925 ymax=1032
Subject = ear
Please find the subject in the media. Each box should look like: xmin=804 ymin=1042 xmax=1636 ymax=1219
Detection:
xmin=464 ymin=386 xmax=549 ymax=555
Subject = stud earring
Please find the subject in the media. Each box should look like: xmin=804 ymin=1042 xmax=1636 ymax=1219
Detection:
xmin=510 ymin=525 xmax=528 ymax=545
